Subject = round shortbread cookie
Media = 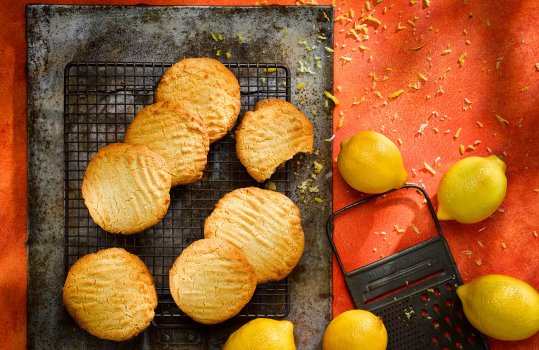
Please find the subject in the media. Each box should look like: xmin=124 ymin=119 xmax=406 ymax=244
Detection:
xmin=156 ymin=57 xmax=241 ymax=143
xmin=235 ymin=99 xmax=314 ymax=183
xmin=204 ymin=187 xmax=305 ymax=283
xmin=124 ymin=101 xmax=209 ymax=187
xmin=62 ymin=248 xmax=158 ymax=341
xmin=82 ymin=143 xmax=171 ymax=235
xmin=169 ymin=238 xmax=257 ymax=325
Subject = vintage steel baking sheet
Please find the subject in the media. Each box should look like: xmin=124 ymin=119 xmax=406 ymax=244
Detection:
xmin=27 ymin=5 xmax=333 ymax=349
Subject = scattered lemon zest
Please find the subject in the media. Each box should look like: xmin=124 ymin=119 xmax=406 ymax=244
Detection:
xmin=454 ymin=127 xmax=462 ymax=139
xmin=352 ymin=96 xmax=366 ymax=105
xmin=409 ymin=43 xmax=426 ymax=51
xmin=459 ymin=145 xmax=465 ymax=155
xmin=458 ymin=52 xmax=468 ymax=67
xmin=337 ymin=115 xmax=345 ymax=128
xmin=389 ymin=89 xmax=404 ymax=99
xmin=324 ymin=91 xmax=340 ymax=105
xmin=396 ymin=22 xmax=407 ymax=32
xmin=314 ymin=197 xmax=324 ymax=203
xmin=297 ymin=82 xmax=306 ymax=90
xmin=265 ymin=181 xmax=277 ymax=191
xmin=476 ymin=121 xmax=484 ymax=128
xmin=411 ymin=224 xmax=420 ymax=234
xmin=474 ymin=258 xmax=482 ymax=266
xmin=324 ymin=135 xmax=335 ymax=142
xmin=394 ymin=224 xmax=406 ymax=233
xmin=423 ymin=162 xmax=437 ymax=175
xmin=263 ymin=68 xmax=277 ymax=73
xmin=495 ymin=114 xmax=509 ymax=126
xmin=496 ymin=57 xmax=504 ymax=70
xmin=418 ymin=72 xmax=428 ymax=81
xmin=441 ymin=49 xmax=452 ymax=56
xmin=365 ymin=16 xmax=382 ymax=26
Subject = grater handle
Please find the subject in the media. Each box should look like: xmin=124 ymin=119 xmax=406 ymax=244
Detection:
xmin=326 ymin=183 xmax=445 ymax=283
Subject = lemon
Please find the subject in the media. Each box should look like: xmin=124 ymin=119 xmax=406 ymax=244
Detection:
xmin=322 ymin=309 xmax=388 ymax=350
xmin=437 ymin=155 xmax=507 ymax=223
xmin=222 ymin=318 xmax=296 ymax=350
xmin=337 ymin=131 xmax=407 ymax=194
xmin=457 ymin=274 xmax=539 ymax=340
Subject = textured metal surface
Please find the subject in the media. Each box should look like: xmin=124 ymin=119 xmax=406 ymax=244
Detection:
xmin=27 ymin=5 xmax=333 ymax=350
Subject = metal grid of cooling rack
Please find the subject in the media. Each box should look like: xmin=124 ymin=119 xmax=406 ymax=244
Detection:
xmin=63 ymin=62 xmax=292 ymax=327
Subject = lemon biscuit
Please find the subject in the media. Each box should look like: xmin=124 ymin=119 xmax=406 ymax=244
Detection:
xmin=204 ymin=187 xmax=305 ymax=283
xmin=62 ymin=248 xmax=157 ymax=341
xmin=169 ymin=238 xmax=257 ymax=324
xmin=235 ymin=99 xmax=314 ymax=182
xmin=82 ymin=143 xmax=171 ymax=234
xmin=124 ymin=101 xmax=209 ymax=187
xmin=156 ymin=58 xmax=241 ymax=143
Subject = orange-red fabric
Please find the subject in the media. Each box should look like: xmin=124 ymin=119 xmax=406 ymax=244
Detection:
xmin=1 ymin=0 xmax=537 ymax=349
xmin=330 ymin=0 xmax=539 ymax=349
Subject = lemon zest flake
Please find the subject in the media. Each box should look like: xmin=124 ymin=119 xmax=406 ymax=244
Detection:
xmin=396 ymin=22 xmax=407 ymax=32
xmin=414 ymin=43 xmax=429 ymax=52
xmin=495 ymin=114 xmax=509 ymax=126
xmin=324 ymin=91 xmax=340 ymax=105
xmin=389 ymin=89 xmax=405 ymax=99
xmin=458 ymin=52 xmax=468 ymax=67
xmin=365 ymin=16 xmax=382 ymax=26
xmin=423 ymin=162 xmax=437 ymax=175
xmin=441 ymin=49 xmax=452 ymax=56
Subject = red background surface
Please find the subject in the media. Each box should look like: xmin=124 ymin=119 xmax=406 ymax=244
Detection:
xmin=0 ymin=0 xmax=537 ymax=349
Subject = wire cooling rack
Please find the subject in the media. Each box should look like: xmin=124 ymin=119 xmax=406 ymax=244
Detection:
xmin=63 ymin=62 xmax=292 ymax=327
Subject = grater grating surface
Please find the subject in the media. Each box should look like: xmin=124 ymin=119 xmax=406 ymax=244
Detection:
xmin=63 ymin=62 xmax=292 ymax=331
xmin=327 ymin=184 xmax=490 ymax=350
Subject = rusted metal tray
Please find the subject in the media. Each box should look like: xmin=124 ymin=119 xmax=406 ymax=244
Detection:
xmin=27 ymin=5 xmax=333 ymax=350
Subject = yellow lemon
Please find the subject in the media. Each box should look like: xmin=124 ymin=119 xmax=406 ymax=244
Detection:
xmin=337 ymin=131 xmax=407 ymax=194
xmin=322 ymin=309 xmax=388 ymax=350
xmin=223 ymin=318 xmax=296 ymax=350
xmin=436 ymin=155 xmax=507 ymax=223
xmin=457 ymin=274 xmax=539 ymax=341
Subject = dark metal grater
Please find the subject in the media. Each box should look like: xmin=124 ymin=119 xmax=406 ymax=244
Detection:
xmin=326 ymin=183 xmax=490 ymax=350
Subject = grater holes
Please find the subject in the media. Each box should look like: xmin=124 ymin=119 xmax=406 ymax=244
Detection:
xmin=444 ymin=315 xmax=452 ymax=325
xmin=432 ymin=304 xmax=441 ymax=313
